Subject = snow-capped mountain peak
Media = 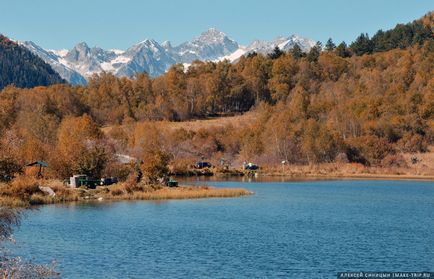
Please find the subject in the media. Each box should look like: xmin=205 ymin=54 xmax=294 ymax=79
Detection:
xmin=22 ymin=29 xmax=315 ymax=85
xmin=161 ymin=40 xmax=173 ymax=50
xmin=173 ymin=28 xmax=240 ymax=63
xmin=50 ymin=49 xmax=69 ymax=57
xmin=109 ymin=49 xmax=124 ymax=55
xmin=19 ymin=41 xmax=87 ymax=85
xmin=197 ymin=28 xmax=229 ymax=44
xmin=245 ymin=35 xmax=315 ymax=55
xmin=136 ymin=38 xmax=158 ymax=46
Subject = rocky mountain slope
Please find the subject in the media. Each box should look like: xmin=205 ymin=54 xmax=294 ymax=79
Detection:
xmin=21 ymin=29 xmax=315 ymax=84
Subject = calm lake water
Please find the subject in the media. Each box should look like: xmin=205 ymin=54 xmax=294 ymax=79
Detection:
xmin=12 ymin=179 xmax=434 ymax=278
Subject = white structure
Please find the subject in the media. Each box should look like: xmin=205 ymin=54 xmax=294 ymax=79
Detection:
xmin=69 ymin=174 xmax=87 ymax=188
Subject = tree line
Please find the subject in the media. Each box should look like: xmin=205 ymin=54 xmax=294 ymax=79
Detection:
xmin=0 ymin=13 xmax=432 ymax=180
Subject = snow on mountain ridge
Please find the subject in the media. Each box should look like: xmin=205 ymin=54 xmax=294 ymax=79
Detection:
xmin=19 ymin=41 xmax=87 ymax=85
xmin=172 ymin=28 xmax=240 ymax=63
xmin=22 ymin=29 xmax=315 ymax=85
xmin=49 ymin=49 xmax=69 ymax=57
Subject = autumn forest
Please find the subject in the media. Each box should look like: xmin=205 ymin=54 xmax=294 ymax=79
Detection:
xmin=0 ymin=12 xmax=433 ymax=182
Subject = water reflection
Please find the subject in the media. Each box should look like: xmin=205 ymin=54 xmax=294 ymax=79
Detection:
xmin=177 ymin=174 xmax=340 ymax=184
xmin=36 ymin=199 xmax=172 ymax=212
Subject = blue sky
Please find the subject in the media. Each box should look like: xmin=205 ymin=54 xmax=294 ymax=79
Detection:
xmin=1 ymin=0 xmax=432 ymax=50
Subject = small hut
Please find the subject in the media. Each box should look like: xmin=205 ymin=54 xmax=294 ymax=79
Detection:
xmin=25 ymin=161 xmax=48 ymax=178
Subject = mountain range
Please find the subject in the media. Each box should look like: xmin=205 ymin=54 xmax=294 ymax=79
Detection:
xmin=20 ymin=28 xmax=316 ymax=85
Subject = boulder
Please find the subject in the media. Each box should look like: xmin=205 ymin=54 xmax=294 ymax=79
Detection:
xmin=38 ymin=186 xmax=56 ymax=197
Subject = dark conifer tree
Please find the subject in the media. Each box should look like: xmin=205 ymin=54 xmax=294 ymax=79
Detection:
xmin=246 ymin=51 xmax=258 ymax=58
xmin=370 ymin=19 xmax=433 ymax=53
xmin=291 ymin=43 xmax=304 ymax=60
xmin=325 ymin=38 xmax=336 ymax=52
xmin=335 ymin=42 xmax=352 ymax=58
xmin=306 ymin=41 xmax=322 ymax=62
xmin=268 ymin=46 xmax=284 ymax=59
xmin=371 ymin=30 xmax=387 ymax=52
xmin=350 ymin=33 xmax=374 ymax=56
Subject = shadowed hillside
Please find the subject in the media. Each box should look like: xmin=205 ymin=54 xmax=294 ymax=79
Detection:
xmin=0 ymin=35 xmax=65 ymax=90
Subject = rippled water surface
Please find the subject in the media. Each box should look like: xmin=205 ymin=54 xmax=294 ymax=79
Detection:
xmin=13 ymin=179 xmax=434 ymax=278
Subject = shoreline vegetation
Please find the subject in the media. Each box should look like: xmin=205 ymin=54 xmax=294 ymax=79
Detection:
xmin=174 ymin=156 xmax=434 ymax=181
xmin=0 ymin=177 xmax=253 ymax=207
xmin=1 ymin=146 xmax=433 ymax=208
xmin=176 ymin=165 xmax=434 ymax=181
xmin=1 ymin=166 xmax=433 ymax=208
xmin=3 ymin=162 xmax=434 ymax=208
xmin=259 ymin=172 xmax=434 ymax=181
xmin=255 ymin=161 xmax=434 ymax=181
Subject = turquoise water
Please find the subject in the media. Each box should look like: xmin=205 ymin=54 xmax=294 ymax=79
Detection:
xmin=12 ymin=179 xmax=434 ymax=278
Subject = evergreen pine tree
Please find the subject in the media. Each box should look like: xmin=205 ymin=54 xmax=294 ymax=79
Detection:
xmin=371 ymin=30 xmax=387 ymax=52
xmin=307 ymin=41 xmax=322 ymax=62
xmin=246 ymin=51 xmax=258 ymax=58
xmin=350 ymin=33 xmax=373 ymax=56
xmin=335 ymin=42 xmax=352 ymax=58
xmin=268 ymin=46 xmax=284 ymax=59
xmin=325 ymin=38 xmax=336 ymax=52
xmin=291 ymin=43 xmax=304 ymax=60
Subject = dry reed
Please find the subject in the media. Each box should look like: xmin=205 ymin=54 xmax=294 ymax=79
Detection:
xmin=0 ymin=178 xmax=252 ymax=207
xmin=101 ymin=185 xmax=252 ymax=201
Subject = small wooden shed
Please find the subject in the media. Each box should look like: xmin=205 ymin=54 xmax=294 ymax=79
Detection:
xmin=25 ymin=161 xmax=48 ymax=178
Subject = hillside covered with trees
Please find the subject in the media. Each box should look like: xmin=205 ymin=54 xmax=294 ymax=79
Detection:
xmin=0 ymin=12 xmax=433 ymax=182
xmin=0 ymin=35 xmax=65 ymax=90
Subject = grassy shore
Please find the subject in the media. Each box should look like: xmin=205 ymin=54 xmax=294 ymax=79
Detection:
xmin=0 ymin=177 xmax=252 ymax=207
xmin=99 ymin=184 xmax=252 ymax=201
xmin=258 ymin=172 xmax=434 ymax=181
xmin=170 ymin=165 xmax=434 ymax=181
xmin=258 ymin=161 xmax=434 ymax=181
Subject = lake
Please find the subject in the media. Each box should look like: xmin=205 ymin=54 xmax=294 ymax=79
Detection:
xmin=12 ymin=179 xmax=434 ymax=278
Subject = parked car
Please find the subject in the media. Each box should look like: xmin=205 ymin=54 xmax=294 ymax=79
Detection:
xmin=245 ymin=163 xmax=259 ymax=170
xmin=166 ymin=178 xmax=179 ymax=187
xmin=195 ymin=161 xmax=212 ymax=169
xmin=100 ymin=177 xmax=118 ymax=186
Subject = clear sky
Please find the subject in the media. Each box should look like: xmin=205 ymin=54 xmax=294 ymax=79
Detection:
xmin=1 ymin=0 xmax=432 ymax=50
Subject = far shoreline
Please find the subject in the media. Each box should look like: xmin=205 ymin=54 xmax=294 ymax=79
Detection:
xmin=257 ymin=173 xmax=434 ymax=182
xmin=179 ymin=173 xmax=434 ymax=182
xmin=176 ymin=162 xmax=434 ymax=183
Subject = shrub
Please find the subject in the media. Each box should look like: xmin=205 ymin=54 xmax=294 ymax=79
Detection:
xmin=8 ymin=175 xmax=40 ymax=198
xmin=335 ymin=152 xmax=349 ymax=164
xmin=169 ymin=158 xmax=195 ymax=175
xmin=29 ymin=193 xmax=50 ymax=205
xmin=347 ymin=136 xmax=394 ymax=166
xmin=109 ymin=183 xmax=126 ymax=196
xmin=102 ymin=162 xmax=132 ymax=182
xmin=0 ymin=158 xmax=21 ymax=182
xmin=381 ymin=154 xmax=408 ymax=168
xmin=397 ymin=133 xmax=428 ymax=153
xmin=141 ymin=150 xmax=172 ymax=184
